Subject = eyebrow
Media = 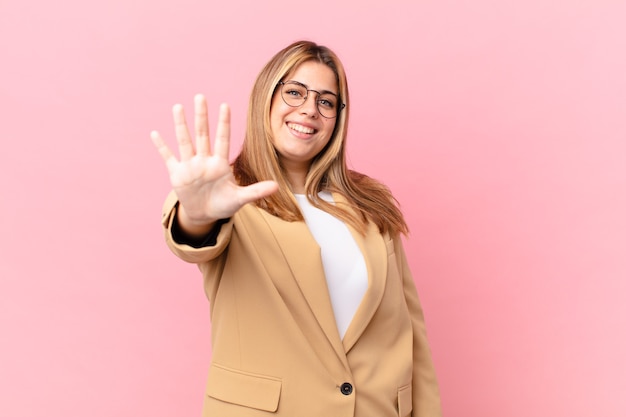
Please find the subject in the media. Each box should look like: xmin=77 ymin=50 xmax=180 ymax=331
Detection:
xmin=286 ymin=80 xmax=339 ymax=97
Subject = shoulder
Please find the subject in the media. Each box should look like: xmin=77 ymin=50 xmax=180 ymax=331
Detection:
xmin=348 ymin=169 xmax=381 ymax=185
xmin=348 ymin=170 xmax=392 ymax=192
xmin=345 ymin=170 xmax=396 ymax=201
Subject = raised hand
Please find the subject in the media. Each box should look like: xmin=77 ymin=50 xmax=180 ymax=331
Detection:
xmin=151 ymin=94 xmax=278 ymax=237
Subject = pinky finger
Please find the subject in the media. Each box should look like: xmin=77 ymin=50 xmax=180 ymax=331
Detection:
xmin=151 ymin=130 xmax=178 ymax=169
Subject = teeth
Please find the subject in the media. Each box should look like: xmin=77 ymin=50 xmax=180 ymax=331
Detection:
xmin=288 ymin=123 xmax=315 ymax=134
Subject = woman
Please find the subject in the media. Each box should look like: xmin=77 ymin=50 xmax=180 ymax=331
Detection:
xmin=151 ymin=40 xmax=442 ymax=417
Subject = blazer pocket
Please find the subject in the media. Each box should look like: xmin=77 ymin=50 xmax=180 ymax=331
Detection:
xmin=397 ymin=383 xmax=413 ymax=417
xmin=206 ymin=363 xmax=282 ymax=412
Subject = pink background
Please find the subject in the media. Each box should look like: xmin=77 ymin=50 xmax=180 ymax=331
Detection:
xmin=1 ymin=0 xmax=625 ymax=416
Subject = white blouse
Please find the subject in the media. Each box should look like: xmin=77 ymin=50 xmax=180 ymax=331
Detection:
xmin=295 ymin=192 xmax=368 ymax=339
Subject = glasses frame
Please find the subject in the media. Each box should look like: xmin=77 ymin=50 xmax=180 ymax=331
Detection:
xmin=278 ymin=80 xmax=346 ymax=119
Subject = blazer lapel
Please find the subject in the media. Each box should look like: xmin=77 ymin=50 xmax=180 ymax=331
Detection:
xmin=257 ymin=209 xmax=350 ymax=374
xmin=251 ymin=194 xmax=389 ymax=367
xmin=332 ymin=194 xmax=389 ymax=354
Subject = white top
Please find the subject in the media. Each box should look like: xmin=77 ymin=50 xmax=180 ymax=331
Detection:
xmin=295 ymin=192 xmax=368 ymax=339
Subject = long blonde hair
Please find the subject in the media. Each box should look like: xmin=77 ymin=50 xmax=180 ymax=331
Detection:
xmin=233 ymin=40 xmax=408 ymax=236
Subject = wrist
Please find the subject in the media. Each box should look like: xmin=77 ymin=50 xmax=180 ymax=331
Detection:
xmin=176 ymin=205 xmax=216 ymax=238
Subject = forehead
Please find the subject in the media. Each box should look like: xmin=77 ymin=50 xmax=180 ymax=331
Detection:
xmin=286 ymin=61 xmax=338 ymax=94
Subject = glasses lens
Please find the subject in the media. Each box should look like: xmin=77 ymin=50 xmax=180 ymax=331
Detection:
xmin=281 ymin=82 xmax=307 ymax=107
xmin=280 ymin=81 xmax=340 ymax=119
xmin=317 ymin=93 xmax=338 ymax=118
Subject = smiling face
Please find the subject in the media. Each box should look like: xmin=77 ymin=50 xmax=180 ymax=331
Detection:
xmin=270 ymin=61 xmax=338 ymax=174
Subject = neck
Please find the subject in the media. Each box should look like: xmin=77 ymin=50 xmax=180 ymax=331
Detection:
xmin=282 ymin=161 xmax=310 ymax=194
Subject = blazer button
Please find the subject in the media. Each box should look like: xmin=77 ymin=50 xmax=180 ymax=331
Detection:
xmin=340 ymin=382 xmax=353 ymax=395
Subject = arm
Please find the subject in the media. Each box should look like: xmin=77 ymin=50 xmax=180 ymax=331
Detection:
xmin=395 ymin=236 xmax=443 ymax=417
xmin=160 ymin=189 xmax=234 ymax=264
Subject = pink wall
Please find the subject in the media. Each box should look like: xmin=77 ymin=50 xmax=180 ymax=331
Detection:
xmin=1 ymin=1 xmax=624 ymax=416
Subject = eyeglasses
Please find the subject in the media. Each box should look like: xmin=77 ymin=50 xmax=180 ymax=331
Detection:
xmin=278 ymin=81 xmax=345 ymax=119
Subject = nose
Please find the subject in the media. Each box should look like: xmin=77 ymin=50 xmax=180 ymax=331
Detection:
xmin=299 ymin=92 xmax=319 ymax=117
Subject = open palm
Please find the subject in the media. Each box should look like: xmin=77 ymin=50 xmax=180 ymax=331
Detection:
xmin=151 ymin=94 xmax=278 ymax=234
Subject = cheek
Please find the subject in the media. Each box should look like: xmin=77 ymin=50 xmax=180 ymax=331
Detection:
xmin=323 ymin=120 xmax=337 ymax=137
xmin=270 ymin=92 xmax=286 ymax=115
xmin=269 ymin=112 xmax=282 ymax=135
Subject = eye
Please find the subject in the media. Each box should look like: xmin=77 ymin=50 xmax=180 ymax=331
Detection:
xmin=286 ymin=88 xmax=304 ymax=97
xmin=283 ymin=82 xmax=307 ymax=98
xmin=318 ymin=96 xmax=336 ymax=109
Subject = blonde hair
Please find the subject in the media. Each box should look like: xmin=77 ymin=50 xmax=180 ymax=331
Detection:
xmin=233 ymin=40 xmax=408 ymax=236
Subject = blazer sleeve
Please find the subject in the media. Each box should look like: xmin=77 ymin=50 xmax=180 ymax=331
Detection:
xmin=161 ymin=191 xmax=234 ymax=264
xmin=394 ymin=236 xmax=443 ymax=417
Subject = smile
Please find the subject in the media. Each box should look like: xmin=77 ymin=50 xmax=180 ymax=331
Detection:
xmin=287 ymin=122 xmax=316 ymax=134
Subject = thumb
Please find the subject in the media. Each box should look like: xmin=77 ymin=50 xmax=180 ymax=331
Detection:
xmin=237 ymin=181 xmax=279 ymax=205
